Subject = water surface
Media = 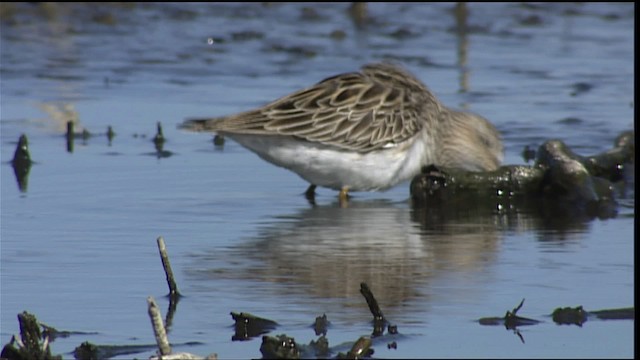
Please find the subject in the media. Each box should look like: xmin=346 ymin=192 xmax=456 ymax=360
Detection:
xmin=1 ymin=3 xmax=634 ymax=359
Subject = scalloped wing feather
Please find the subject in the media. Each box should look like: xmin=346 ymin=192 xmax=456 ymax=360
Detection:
xmin=181 ymin=62 xmax=441 ymax=152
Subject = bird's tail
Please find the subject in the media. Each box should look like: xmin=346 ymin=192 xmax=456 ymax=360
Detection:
xmin=178 ymin=118 xmax=221 ymax=132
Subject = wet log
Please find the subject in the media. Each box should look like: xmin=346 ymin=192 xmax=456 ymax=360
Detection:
xmin=410 ymin=131 xmax=634 ymax=219
xmin=589 ymin=307 xmax=635 ymax=320
xmin=74 ymin=341 xmax=158 ymax=360
xmin=581 ymin=130 xmax=634 ymax=182
xmin=552 ymin=306 xmax=635 ymax=326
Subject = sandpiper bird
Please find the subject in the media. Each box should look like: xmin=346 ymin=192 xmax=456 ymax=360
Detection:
xmin=180 ymin=62 xmax=503 ymax=201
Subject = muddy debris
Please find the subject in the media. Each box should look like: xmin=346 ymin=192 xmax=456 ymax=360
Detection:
xmin=1 ymin=311 xmax=62 ymax=360
xmin=312 ymin=313 xmax=330 ymax=336
xmin=213 ymin=134 xmax=225 ymax=147
xmin=337 ymin=336 xmax=374 ymax=359
xmin=231 ymin=312 xmax=279 ymax=341
xmin=260 ymin=334 xmax=300 ymax=359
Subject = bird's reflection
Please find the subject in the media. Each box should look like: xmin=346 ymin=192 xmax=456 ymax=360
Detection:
xmin=186 ymin=187 xmax=605 ymax=321
xmin=186 ymin=199 xmax=503 ymax=319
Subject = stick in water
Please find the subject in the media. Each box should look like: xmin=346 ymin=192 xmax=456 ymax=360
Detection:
xmin=157 ymin=236 xmax=180 ymax=297
xmin=147 ymin=296 xmax=172 ymax=356
xmin=360 ymin=282 xmax=385 ymax=322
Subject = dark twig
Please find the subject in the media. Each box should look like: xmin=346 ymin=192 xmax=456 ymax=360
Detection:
xmin=359 ymin=283 xmax=385 ymax=323
xmin=359 ymin=282 xmax=390 ymax=337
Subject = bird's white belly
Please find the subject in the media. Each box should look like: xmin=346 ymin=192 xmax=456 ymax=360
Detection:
xmin=227 ymin=133 xmax=432 ymax=191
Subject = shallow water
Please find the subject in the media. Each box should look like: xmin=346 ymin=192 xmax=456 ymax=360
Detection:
xmin=0 ymin=3 xmax=634 ymax=359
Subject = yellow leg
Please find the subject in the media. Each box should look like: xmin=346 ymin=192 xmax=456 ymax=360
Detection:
xmin=338 ymin=186 xmax=350 ymax=207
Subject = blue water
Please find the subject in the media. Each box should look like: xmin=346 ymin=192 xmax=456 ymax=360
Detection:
xmin=1 ymin=3 xmax=634 ymax=359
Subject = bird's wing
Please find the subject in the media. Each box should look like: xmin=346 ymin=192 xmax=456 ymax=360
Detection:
xmin=181 ymin=63 xmax=441 ymax=152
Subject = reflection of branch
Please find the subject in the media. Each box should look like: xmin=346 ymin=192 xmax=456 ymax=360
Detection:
xmin=453 ymin=2 xmax=469 ymax=94
xmin=165 ymin=295 xmax=180 ymax=332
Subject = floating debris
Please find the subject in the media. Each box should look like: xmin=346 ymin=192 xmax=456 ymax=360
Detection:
xmin=478 ymin=299 xmax=541 ymax=343
xmin=552 ymin=306 xmax=635 ymax=326
xmin=11 ymin=134 xmax=32 ymax=192
xmin=313 ymin=313 xmax=330 ymax=336
xmin=552 ymin=306 xmax=588 ymax=326
xmin=213 ymin=134 xmax=225 ymax=147
xmin=73 ymin=341 xmax=159 ymax=360
xmin=149 ymin=122 xmax=174 ymax=158
xmin=478 ymin=299 xmax=540 ymax=328
xmin=107 ymin=125 xmax=116 ymax=144
xmin=231 ymin=312 xmax=278 ymax=341
xmin=153 ymin=121 xmax=166 ymax=146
